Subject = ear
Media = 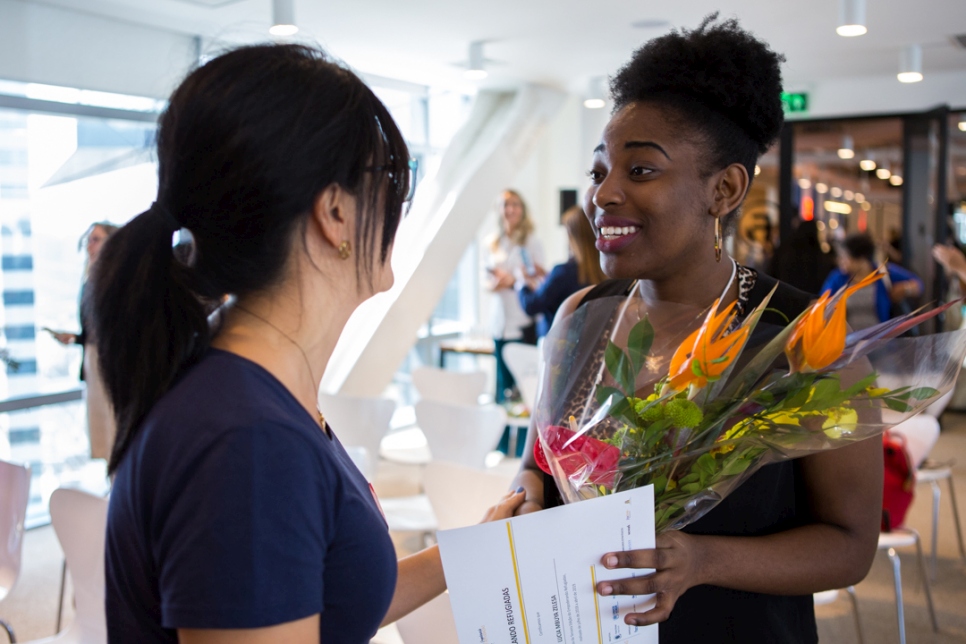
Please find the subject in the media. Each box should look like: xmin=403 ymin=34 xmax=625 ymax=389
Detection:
xmin=310 ymin=184 xmax=355 ymax=251
xmin=709 ymin=163 xmax=750 ymax=219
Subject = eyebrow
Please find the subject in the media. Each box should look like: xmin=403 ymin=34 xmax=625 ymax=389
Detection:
xmin=593 ymin=141 xmax=671 ymax=160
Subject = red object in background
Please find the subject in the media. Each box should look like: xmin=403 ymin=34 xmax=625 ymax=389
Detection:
xmin=533 ymin=425 xmax=621 ymax=488
xmin=858 ymin=210 xmax=868 ymax=232
xmin=882 ymin=431 xmax=915 ymax=532
xmin=801 ymin=195 xmax=815 ymax=221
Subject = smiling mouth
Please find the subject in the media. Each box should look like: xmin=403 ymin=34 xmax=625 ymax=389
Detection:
xmin=598 ymin=225 xmax=641 ymax=240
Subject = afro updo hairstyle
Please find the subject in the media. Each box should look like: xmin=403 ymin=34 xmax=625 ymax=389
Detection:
xmin=610 ymin=14 xmax=785 ymax=188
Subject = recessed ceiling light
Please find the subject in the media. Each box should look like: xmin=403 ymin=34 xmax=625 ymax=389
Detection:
xmin=890 ymin=175 xmax=904 ymax=186
xmin=859 ymin=159 xmax=876 ymax=171
xmin=816 ymin=182 xmax=829 ymax=194
xmin=825 ymin=201 xmax=852 ymax=215
xmin=844 ymin=190 xmax=855 ymax=200
xmin=876 ymin=168 xmax=892 ymax=179
xmin=958 ymin=121 xmax=966 ymax=132
xmin=798 ymin=178 xmax=812 ymax=189
xmin=831 ymin=187 xmax=843 ymax=198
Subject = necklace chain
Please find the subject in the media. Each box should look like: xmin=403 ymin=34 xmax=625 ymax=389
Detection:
xmin=233 ymin=304 xmax=327 ymax=431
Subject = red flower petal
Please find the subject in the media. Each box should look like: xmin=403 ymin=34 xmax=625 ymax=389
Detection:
xmin=534 ymin=425 xmax=621 ymax=488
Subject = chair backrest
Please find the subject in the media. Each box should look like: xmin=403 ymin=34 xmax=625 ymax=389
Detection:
xmin=415 ymin=400 xmax=507 ymax=469
xmin=396 ymin=592 xmax=459 ymax=644
xmin=0 ymin=459 xmax=29 ymax=603
xmin=49 ymin=488 xmax=108 ymax=640
xmin=412 ymin=366 xmax=487 ymax=406
xmin=501 ymin=343 xmax=540 ymax=411
xmin=890 ymin=414 xmax=941 ymax=468
xmin=423 ymin=461 xmax=515 ymax=531
xmin=317 ymin=393 xmax=396 ymax=479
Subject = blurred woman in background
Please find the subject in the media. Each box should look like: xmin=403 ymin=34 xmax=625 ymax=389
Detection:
xmin=485 ymin=189 xmax=544 ymax=401
xmin=517 ymin=205 xmax=605 ymax=338
xmin=822 ymin=233 xmax=922 ymax=330
xmin=48 ymin=221 xmax=119 ymax=459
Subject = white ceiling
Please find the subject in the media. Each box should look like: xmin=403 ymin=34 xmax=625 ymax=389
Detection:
xmin=27 ymin=0 xmax=966 ymax=95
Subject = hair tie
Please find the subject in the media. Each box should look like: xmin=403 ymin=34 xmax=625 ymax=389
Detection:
xmin=151 ymin=202 xmax=182 ymax=232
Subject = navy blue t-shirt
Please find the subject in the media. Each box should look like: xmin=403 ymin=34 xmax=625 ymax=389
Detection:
xmin=105 ymin=349 xmax=397 ymax=642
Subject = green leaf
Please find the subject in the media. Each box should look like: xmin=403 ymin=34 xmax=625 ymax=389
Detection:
xmin=694 ymin=452 xmax=717 ymax=478
xmin=844 ymin=372 xmax=879 ymax=397
xmin=907 ymin=387 xmax=940 ymax=401
xmin=721 ymin=456 xmax=753 ymax=476
xmin=627 ymin=316 xmax=654 ymax=376
xmin=604 ymin=341 xmax=635 ymax=395
xmin=691 ymin=359 xmax=705 ymax=378
xmin=884 ymin=398 xmax=913 ymax=413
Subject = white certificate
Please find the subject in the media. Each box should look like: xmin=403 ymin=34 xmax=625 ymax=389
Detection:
xmin=438 ymin=486 xmax=657 ymax=644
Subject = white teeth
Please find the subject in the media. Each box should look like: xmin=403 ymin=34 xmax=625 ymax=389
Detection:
xmin=599 ymin=225 xmax=639 ymax=238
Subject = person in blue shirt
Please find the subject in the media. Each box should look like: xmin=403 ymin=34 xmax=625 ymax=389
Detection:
xmin=821 ymin=233 xmax=923 ymax=330
xmin=517 ymin=205 xmax=605 ymax=337
xmin=88 ymin=44 xmax=523 ymax=644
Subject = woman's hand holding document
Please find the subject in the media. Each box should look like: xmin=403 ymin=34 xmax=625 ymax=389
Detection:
xmin=438 ymin=486 xmax=657 ymax=644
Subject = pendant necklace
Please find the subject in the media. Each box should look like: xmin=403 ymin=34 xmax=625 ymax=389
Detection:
xmin=233 ymin=304 xmax=328 ymax=433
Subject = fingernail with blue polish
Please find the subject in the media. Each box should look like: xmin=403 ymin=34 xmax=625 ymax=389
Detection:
xmin=516 ymin=486 xmax=525 ymax=493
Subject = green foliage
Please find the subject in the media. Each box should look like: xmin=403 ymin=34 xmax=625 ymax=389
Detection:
xmin=605 ymin=342 xmax=636 ymax=395
xmin=627 ymin=317 xmax=654 ymax=377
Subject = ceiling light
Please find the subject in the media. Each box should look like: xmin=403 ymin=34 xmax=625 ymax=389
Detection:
xmin=831 ymin=187 xmax=843 ymax=198
xmin=837 ymin=0 xmax=867 ymax=36
xmin=269 ymin=0 xmax=298 ymax=36
xmin=754 ymin=165 xmax=761 ymax=176
xmin=876 ymin=168 xmax=892 ymax=180
xmin=890 ymin=175 xmax=904 ymax=186
xmin=856 ymin=192 xmax=865 ymax=202
xmin=844 ymin=190 xmax=855 ymax=200
xmin=829 ymin=218 xmax=841 ymax=229
xmin=817 ymin=220 xmax=826 ymax=231
xmin=798 ymin=178 xmax=812 ymax=190
xmin=859 ymin=159 xmax=876 ymax=171
xmin=816 ymin=182 xmax=829 ymax=194
xmin=861 ymin=201 xmax=872 ymax=211
xmin=583 ymin=77 xmax=606 ymax=109
xmin=837 ymin=134 xmax=855 ymax=159
xmin=464 ymin=41 xmax=488 ymax=80
xmin=958 ymin=121 xmax=966 ymax=132
xmin=825 ymin=201 xmax=853 ymax=215
xmin=898 ymin=44 xmax=923 ymax=83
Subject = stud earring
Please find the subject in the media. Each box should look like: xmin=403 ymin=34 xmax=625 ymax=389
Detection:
xmin=338 ymin=240 xmax=352 ymax=260
xmin=714 ymin=217 xmax=722 ymax=263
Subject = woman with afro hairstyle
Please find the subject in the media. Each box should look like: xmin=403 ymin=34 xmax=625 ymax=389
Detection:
xmin=512 ymin=16 xmax=881 ymax=642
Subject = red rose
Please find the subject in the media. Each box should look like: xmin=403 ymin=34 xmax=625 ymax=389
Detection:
xmin=533 ymin=425 xmax=621 ymax=488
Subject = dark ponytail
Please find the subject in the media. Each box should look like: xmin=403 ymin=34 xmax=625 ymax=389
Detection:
xmin=89 ymin=44 xmax=410 ymax=474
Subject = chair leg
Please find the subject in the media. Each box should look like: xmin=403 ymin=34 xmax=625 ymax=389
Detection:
xmin=946 ymin=474 xmax=966 ymax=561
xmin=887 ymin=547 xmax=906 ymax=644
xmin=56 ymin=558 xmax=67 ymax=633
xmin=845 ymin=585 xmax=864 ymax=644
xmin=930 ymin=480 xmax=941 ymax=580
xmin=0 ymin=618 xmax=15 ymax=643
xmin=912 ymin=531 xmax=940 ymax=633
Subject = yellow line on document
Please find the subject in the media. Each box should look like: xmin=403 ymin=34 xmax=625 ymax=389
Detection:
xmin=591 ymin=566 xmax=602 ymax=644
xmin=506 ymin=523 xmax=531 ymax=644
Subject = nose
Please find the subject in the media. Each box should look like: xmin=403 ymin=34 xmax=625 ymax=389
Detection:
xmin=592 ymin=172 xmax=624 ymax=211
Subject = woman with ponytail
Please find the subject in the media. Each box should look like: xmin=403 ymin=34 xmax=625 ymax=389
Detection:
xmin=94 ymin=45 xmax=524 ymax=643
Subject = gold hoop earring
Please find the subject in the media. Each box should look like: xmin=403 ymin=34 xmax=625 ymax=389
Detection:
xmin=714 ymin=217 xmax=722 ymax=263
xmin=338 ymin=240 xmax=352 ymax=260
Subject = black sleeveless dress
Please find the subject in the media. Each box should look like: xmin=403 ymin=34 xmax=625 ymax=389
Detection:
xmin=546 ymin=270 xmax=818 ymax=644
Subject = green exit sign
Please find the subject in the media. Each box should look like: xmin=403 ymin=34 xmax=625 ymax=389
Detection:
xmin=781 ymin=92 xmax=809 ymax=113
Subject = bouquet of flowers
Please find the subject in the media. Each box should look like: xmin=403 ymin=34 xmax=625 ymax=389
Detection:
xmin=533 ymin=268 xmax=966 ymax=533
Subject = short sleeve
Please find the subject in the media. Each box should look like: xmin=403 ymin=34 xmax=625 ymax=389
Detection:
xmin=155 ymin=422 xmax=330 ymax=629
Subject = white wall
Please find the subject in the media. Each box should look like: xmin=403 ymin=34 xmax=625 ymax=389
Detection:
xmin=0 ymin=0 xmax=197 ymax=99
xmin=789 ymin=69 xmax=966 ymax=120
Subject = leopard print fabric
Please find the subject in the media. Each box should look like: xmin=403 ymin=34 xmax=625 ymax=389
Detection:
xmin=557 ymin=263 xmax=758 ymax=440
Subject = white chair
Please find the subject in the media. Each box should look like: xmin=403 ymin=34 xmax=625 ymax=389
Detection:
xmin=501 ymin=343 xmax=540 ymax=412
xmin=412 ymin=366 xmax=487 ymax=406
xmin=0 ymin=459 xmax=30 ymax=643
xmin=813 ymin=588 xmax=862 ymax=643
xmin=28 ymin=488 xmax=109 ymax=644
xmin=890 ymin=412 xmax=965 ymax=579
xmin=317 ymin=393 xmax=396 ymax=480
xmin=875 ymin=529 xmax=939 ymax=644
xmin=422 ymin=461 xmax=515 ymax=531
xmin=415 ymin=400 xmax=507 ymax=469
xmin=396 ymin=592 xmax=459 ymax=644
